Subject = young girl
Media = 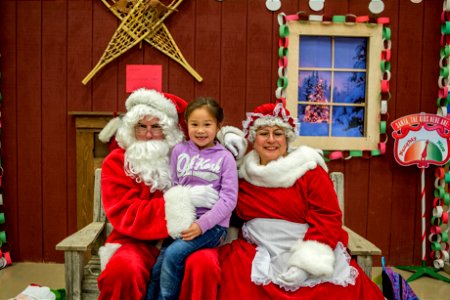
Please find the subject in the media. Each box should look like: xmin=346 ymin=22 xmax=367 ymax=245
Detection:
xmin=146 ymin=97 xmax=238 ymax=300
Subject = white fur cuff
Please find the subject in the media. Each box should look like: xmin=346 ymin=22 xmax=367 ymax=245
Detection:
xmin=288 ymin=240 xmax=335 ymax=277
xmin=98 ymin=243 xmax=122 ymax=271
xmin=164 ymin=185 xmax=196 ymax=239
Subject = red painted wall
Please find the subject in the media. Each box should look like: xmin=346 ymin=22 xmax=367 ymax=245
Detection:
xmin=0 ymin=0 xmax=443 ymax=265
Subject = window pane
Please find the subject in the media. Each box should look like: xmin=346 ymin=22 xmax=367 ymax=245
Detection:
xmin=333 ymin=71 xmax=366 ymax=104
xmin=298 ymin=71 xmax=331 ymax=102
xmin=286 ymin=21 xmax=383 ymax=150
xmin=332 ymin=106 xmax=365 ymax=137
xmin=334 ymin=37 xmax=367 ymax=69
xmin=298 ymin=104 xmax=330 ymax=136
xmin=299 ymin=36 xmax=332 ymax=68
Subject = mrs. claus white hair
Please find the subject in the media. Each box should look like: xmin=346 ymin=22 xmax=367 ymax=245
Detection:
xmin=243 ymin=102 xmax=298 ymax=144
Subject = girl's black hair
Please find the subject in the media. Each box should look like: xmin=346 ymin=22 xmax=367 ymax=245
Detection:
xmin=184 ymin=97 xmax=224 ymax=123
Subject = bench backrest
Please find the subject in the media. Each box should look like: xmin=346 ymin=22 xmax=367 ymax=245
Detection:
xmin=330 ymin=172 xmax=345 ymax=223
xmin=93 ymin=168 xmax=105 ymax=223
xmin=93 ymin=168 xmax=114 ymax=237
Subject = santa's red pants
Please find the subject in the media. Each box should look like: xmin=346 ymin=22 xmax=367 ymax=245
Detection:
xmin=98 ymin=244 xmax=220 ymax=300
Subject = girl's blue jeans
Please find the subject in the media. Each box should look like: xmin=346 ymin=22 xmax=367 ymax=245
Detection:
xmin=145 ymin=225 xmax=227 ymax=300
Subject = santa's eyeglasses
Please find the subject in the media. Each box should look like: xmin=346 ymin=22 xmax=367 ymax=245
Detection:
xmin=135 ymin=123 xmax=164 ymax=135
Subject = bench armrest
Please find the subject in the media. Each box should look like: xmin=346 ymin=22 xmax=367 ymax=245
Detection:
xmin=343 ymin=225 xmax=382 ymax=256
xmin=56 ymin=222 xmax=106 ymax=251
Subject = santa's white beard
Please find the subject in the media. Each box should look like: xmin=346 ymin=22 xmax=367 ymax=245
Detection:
xmin=124 ymin=140 xmax=172 ymax=192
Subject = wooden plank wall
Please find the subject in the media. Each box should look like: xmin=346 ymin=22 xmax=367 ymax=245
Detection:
xmin=0 ymin=0 xmax=443 ymax=265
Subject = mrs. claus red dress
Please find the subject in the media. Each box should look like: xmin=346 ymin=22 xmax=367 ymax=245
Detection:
xmin=215 ymin=146 xmax=384 ymax=300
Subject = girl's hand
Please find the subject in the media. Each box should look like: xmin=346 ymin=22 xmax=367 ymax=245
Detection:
xmin=181 ymin=223 xmax=202 ymax=240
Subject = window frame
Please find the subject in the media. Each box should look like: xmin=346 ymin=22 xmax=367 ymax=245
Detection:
xmin=286 ymin=21 xmax=383 ymax=151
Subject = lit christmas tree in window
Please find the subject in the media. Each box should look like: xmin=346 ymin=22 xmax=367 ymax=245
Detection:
xmin=303 ymin=79 xmax=330 ymax=123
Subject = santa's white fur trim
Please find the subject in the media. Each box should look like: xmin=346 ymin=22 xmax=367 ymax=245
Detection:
xmin=164 ymin=185 xmax=196 ymax=239
xmin=239 ymin=145 xmax=328 ymax=188
xmin=98 ymin=243 xmax=122 ymax=271
xmin=125 ymin=89 xmax=178 ymax=122
xmin=288 ymin=240 xmax=335 ymax=277
xmin=98 ymin=117 xmax=123 ymax=143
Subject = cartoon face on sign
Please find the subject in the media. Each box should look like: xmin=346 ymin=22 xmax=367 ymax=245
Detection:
xmin=391 ymin=113 xmax=450 ymax=168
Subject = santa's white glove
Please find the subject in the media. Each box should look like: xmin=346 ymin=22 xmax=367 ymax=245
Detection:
xmin=224 ymin=132 xmax=247 ymax=159
xmin=190 ymin=185 xmax=219 ymax=208
xmin=277 ymin=266 xmax=309 ymax=287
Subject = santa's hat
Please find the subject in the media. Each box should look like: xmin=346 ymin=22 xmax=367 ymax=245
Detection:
xmin=98 ymin=89 xmax=187 ymax=143
xmin=114 ymin=89 xmax=187 ymax=149
xmin=124 ymin=89 xmax=187 ymax=125
xmin=242 ymin=102 xmax=298 ymax=143
xmin=99 ymin=116 xmax=123 ymax=143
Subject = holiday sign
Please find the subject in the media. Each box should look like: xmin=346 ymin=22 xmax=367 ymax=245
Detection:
xmin=391 ymin=113 xmax=450 ymax=168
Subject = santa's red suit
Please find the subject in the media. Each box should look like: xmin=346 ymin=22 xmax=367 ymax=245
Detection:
xmin=97 ymin=88 xmax=221 ymax=300
xmin=98 ymin=148 xmax=166 ymax=299
xmin=98 ymin=148 xmax=221 ymax=300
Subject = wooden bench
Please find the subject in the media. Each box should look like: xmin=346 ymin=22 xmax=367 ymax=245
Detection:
xmin=330 ymin=172 xmax=382 ymax=278
xmin=56 ymin=169 xmax=106 ymax=300
xmin=56 ymin=169 xmax=381 ymax=300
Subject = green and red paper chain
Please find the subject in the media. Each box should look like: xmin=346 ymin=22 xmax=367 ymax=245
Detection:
xmin=0 ymin=53 xmax=11 ymax=270
xmin=431 ymin=167 xmax=450 ymax=267
xmin=429 ymin=1 xmax=450 ymax=270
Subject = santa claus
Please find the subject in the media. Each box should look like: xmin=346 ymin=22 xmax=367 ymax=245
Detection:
xmin=97 ymin=88 xmax=244 ymax=300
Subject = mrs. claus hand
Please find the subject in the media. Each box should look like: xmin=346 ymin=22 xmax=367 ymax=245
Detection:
xmin=277 ymin=266 xmax=309 ymax=287
xmin=223 ymin=132 xmax=247 ymax=159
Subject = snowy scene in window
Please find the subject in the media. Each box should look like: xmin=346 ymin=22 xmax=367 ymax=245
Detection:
xmin=297 ymin=36 xmax=367 ymax=138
